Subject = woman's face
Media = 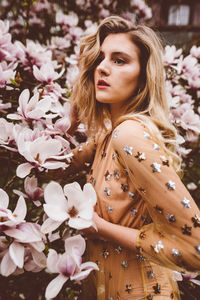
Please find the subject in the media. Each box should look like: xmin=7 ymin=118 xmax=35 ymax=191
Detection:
xmin=94 ymin=33 xmax=141 ymax=110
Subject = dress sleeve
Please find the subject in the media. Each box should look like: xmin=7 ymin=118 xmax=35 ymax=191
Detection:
xmin=112 ymin=120 xmax=200 ymax=273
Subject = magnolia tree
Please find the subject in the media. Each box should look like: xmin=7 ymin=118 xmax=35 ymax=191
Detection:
xmin=0 ymin=0 xmax=200 ymax=299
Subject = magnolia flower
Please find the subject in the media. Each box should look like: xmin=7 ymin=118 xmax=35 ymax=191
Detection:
xmin=19 ymin=40 xmax=53 ymax=68
xmin=13 ymin=176 xmax=43 ymax=207
xmin=0 ymin=118 xmax=14 ymax=145
xmin=41 ymin=181 xmax=97 ymax=234
xmin=1 ymin=223 xmax=46 ymax=276
xmin=15 ymin=128 xmax=72 ymax=178
xmin=50 ymin=36 xmax=71 ymax=49
xmin=190 ymin=45 xmax=200 ymax=59
xmin=0 ymin=100 xmax=11 ymax=112
xmin=45 ymin=235 xmax=98 ymax=299
xmin=0 ymin=20 xmax=16 ymax=61
xmin=163 ymin=45 xmax=182 ymax=65
xmin=7 ymin=89 xmax=53 ymax=121
xmin=172 ymin=271 xmax=200 ymax=286
xmin=33 ymin=63 xmax=64 ymax=84
xmin=187 ymin=182 xmax=197 ymax=191
xmin=0 ymin=61 xmax=16 ymax=88
xmin=56 ymin=11 xmax=79 ymax=27
xmin=0 ymin=188 xmax=26 ymax=227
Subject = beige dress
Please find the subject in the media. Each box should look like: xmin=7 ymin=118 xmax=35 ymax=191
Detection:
xmin=66 ymin=120 xmax=200 ymax=300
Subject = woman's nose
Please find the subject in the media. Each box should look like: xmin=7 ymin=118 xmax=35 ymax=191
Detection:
xmin=96 ymin=59 xmax=110 ymax=75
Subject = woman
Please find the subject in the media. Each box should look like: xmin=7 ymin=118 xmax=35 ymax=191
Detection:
xmin=51 ymin=16 xmax=200 ymax=299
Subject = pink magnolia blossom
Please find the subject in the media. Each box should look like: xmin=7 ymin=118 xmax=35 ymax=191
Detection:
xmin=172 ymin=271 xmax=200 ymax=286
xmin=17 ymin=40 xmax=53 ymax=68
xmin=163 ymin=45 xmax=182 ymax=66
xmin=0 ymin=118 xmax=14 ymax=145
xmin=171 ymin=103 xmax=200 ymax=134
xmin=7 ymin=89 xmax=53 ymax=121
xmin=45 ymin=235 xmax=98 ymax=300
xmin=56 ymin=11 xmax=78 ymax=27
xmin=0 ymin=100 xmax=11 ymax=112
xmin=31 ymin=0 xmax=54 ymax=13
xmin=66 ymin=64 xmax=79 ymax=86
xmin=187 ymin=182 xmax=197 ymax=191
xmin=84 ymin=20 xmax=98 ymax=36
xmin=46 ymin=102 xmax=71 ymax=136
xmin=33 ymin=63 xmax=64 ymax=84
xmin=41 ymin=181 xmax=97 ymax=234
xmin=50 ymin=36 xmax=71 ymax=49
xmin=0 ymin=20 xmax=16 ymax=61
xmin=130 ymin=0 xmax=152 ymax=20
xmin=15 ymin=128 xmax=72 ymax=178
xmin=190 ymin=45 xmax=200 ymax=59
xmin=1 ymin=223 xmax=46 ymax=276
xmin=0 ymin=188 xmax=26 ymax=228
xmin=181 ymin=55 xmax=198 ymax=75
xmin=13 ymin=176 xmax=43 ymax=207
xmin=0 ymin=61 xmax=16 ymax=88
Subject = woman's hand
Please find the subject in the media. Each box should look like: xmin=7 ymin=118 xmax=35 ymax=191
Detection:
xmin=80 ymin=212 xmax=106 ymax=240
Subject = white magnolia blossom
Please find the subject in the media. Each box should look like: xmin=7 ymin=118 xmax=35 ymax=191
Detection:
xmin=41 ymin=181 xmax=97 ymax=233
xmin=0 ymin=188 xmax=26 ymax=227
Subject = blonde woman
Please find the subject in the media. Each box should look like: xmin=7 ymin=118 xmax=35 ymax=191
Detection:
xmin=50 ymin=16 xmax=200 ymax=299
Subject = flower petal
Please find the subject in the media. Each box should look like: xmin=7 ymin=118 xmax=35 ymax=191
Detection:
xmin=9 ymin=242 xmax=25 ymax=268
xmin=64 ymin=234 xmax=86 ymax=261
xmin=0 ymin=188 xmax=9 ymax=209
xmin=1 ymin=251 xmax=17 ymax=276
xmin=46 ymin=249 xmax=59 ymax=273
xmin=12 ymin=195 xmax=27 ymax=221
xmin=45 ymin=274 xmax=68 ymax=300
xmin=41 ymin=218 xmax=62 ymax=234
xmin=16 ymin=163 xmax=34 ymax=178
xmin=44 ymin=181 xmax=66 ymax=205
xmin=71 ymin=262 xmax=99 ymax=281
xmin=83 ymin=183 xmax=97 ymax=206
xmin=68 ymin=218 xmax=93 ymax=230
xmin=43 ymin=204 xmax=68 ymax=222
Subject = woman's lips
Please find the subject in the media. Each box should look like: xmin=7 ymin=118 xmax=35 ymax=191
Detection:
xmin=97 ymin=79 xmax=110 ymax=88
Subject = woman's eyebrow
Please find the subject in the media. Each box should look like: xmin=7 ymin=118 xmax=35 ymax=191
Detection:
xmin=102 ymin=50 xmax=133 ymax=59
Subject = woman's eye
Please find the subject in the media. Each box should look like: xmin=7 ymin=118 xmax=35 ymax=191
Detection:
xmin=114 ymin=58 xmax=125 ymax=65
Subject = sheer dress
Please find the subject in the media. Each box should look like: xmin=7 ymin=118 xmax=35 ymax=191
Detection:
xmin=62 ymin=120 xmax=200 ymax=299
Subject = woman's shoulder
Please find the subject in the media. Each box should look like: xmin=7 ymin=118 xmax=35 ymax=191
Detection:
xmin=114 ymin=119 xmax=149 ymax=138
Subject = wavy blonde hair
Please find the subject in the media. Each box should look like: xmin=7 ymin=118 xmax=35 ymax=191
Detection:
xmin=72 ymin=16 xmax=182 ymax=174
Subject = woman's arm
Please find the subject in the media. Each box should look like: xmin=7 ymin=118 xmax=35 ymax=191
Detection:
xmin=86 ymin=119 xmax=200 ymax=274
xmin=82 ymin=212 xmax=139 ymax=251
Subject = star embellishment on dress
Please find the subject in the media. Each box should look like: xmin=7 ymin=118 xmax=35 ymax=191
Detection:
xmin=104 ymin=187 xmax=111 ymax=196
xmin=191 ymin=214 xmax=200 ymax=227
xmin=166 ymin=213 xmax=176 ymax=223
xmin=144 ymin=131 xmax=151 ymax=139
xmin=166 ymin=180 xmax=176 ymax=190
xmin=181 ymin=197 xmax=191 ymax=208
xmin=123 ymin=145 xmax=133 ymax=155
xmin=160 ymin=155 xmax=169 ymax=166
xmin=181 ymin=224 xmax=192 ymax=235
xmin=135 ymin=151 xmax=146 ymax=162
xmin=151 ymin=162 xmax=161 ymax=173
xmin=112 ymin=129 xmax=118 ymax=138
xmin=195 ymin=245 xmax=200 ymax=254
xmin=153 ymin=240 xmax=164 ymax=253
xmin=172 ymin=248 xmax=181 ymax=257
xmin=153 ymin=143 xmax=160 ymax=151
